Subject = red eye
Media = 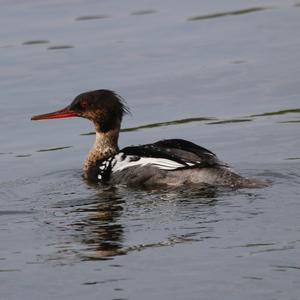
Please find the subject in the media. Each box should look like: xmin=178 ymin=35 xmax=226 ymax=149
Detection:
xmin=81 ymin=99 xmax=89 ymax=109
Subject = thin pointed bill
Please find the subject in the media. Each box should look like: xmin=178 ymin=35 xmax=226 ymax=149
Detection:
xmin=31 ymin=107 xmax=79 ymax=120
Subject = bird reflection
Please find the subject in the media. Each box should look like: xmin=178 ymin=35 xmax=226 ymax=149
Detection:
xmin=69 ymin=187 xmax=126 ymax=259
xmin=52 ymin=182 xmax=223 ymax=263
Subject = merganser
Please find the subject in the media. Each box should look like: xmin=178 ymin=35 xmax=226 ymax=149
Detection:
xmin=31 ymin=90 xmax=267 ymax=188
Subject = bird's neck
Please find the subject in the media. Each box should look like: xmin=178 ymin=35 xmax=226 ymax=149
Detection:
xmin=83 ymin=127 xmax=120 ymax=180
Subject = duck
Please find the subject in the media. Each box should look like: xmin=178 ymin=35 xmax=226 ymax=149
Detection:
xmin=31 ymin=89 xmax=267 ymax=188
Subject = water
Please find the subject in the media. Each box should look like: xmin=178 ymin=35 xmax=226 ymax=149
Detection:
xmin=1 ymin=0 xmax=300 ymax=299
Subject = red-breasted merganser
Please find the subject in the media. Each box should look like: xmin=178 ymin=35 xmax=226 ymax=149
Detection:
xmin=31 ymin=90 xmax=267 ymax=188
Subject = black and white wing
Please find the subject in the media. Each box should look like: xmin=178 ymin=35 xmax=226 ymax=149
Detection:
xmin=111 ymin=139 xmax=226 ymax=173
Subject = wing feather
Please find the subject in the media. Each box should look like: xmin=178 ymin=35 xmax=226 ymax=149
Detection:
xmin=115 ymin=138 xmax=225 ymax=172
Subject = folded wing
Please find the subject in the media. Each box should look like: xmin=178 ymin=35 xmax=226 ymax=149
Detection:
xmin=113 ymin=139 xmax=225 ymax=172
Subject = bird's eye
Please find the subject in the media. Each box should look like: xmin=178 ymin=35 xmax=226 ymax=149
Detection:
xmin=81 ymin=99 xmax=89 ymax=109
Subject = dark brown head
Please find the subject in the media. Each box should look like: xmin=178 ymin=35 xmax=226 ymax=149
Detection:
xmin=31 ymin=90 xmax=129 ymax=133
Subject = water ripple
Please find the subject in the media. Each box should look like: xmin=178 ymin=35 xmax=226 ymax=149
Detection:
xmin=187 ymin=7 xmax=272 ymax=21
xmin=75 ymin=15 xmax=111 ymax=21
xmin=47 ymin=45 xmax=74 ymax=50
xmin=23 ymin=40 xmax=49 ymax=45
xmin=130 ymin=9 xmax=157 ymax=16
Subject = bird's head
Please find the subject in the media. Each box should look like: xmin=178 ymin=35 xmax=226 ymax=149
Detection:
xmin=31 ymin=90 xmax=129 ymax=132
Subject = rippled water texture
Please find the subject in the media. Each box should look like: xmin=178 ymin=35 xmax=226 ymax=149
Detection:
xmin=0 ymin=0 xmax=300 ymax=299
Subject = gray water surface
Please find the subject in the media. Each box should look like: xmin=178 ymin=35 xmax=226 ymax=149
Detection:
xmin=0 ymin=0 xmax=300 ymax=299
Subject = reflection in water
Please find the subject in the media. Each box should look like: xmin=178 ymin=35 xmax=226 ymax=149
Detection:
xmin=0 ymin=45 xmax=15 ymax=48
xmin=36 ymin=146 xmax=72 ymax=152
xmin=47 ymin=184 xmax=222 ymax=263
xmin=0 ymin=169 xmax=275 ymax=265
xmin=207 ymin=118 xmax=252 ymax=125
xmin=47 ymin=45 xmax=74 ymax=50
xmin=52 ymin=187 xmax=125 ymax=260
xmin=279 ymin=120 xmax=300 ymax=123
xmin=249 ymin=108 xmax=300 ymax=117
xmin=75 ymin=15 xmax=111 ymax=21
xmin=231 ymin=60 xmax=247 ymax=64
xmin=0 ymin=269 xmax=21 ymax=272
xmin=130 ymin=9 xmax=157 ymax=16
xmin=0 ymin=210 xmax=35 ymax=216
xmin=187 ymin=7 xmax=270 ymax=21
xmin=273 ymin=265 xmax=300 ymax=271
xmin=80 ymin=107 xmax=300 ymax=136
xmin=120 ymin=117 xmax=214 ymax=132
xmin=72 ymin=189 xmax=125 ymax=259
xmin=80 ymin=117 xmax=215 ymax=135
xmin=23 ymin=40 xmax=49 ymax=45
